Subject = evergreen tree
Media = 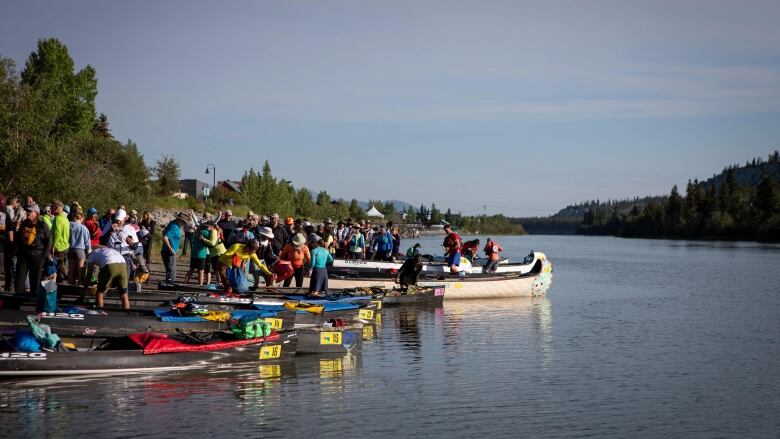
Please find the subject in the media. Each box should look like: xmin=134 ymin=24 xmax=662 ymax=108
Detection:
xmin=430 ymin=203 xmax=442 ymax=224
xmin=666 ymin=185 xmax=683 ymax=228
xmin=755 ymin=174 xmax=780 ymax=221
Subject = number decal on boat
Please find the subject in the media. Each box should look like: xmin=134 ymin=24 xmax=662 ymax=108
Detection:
xmin=362 ymin=325 xmax=374 ymax=339
xmin=0 ymin=352 xmax=47 ymax=360
xmin=219 ymin=297 xmax=252 ymax=304
xmin=370 ymin=300 xmax=382 ymax=310
xmin=320 ymin=332 xmax=343 ymax=345
xmin=40 ymin=312 xmax=84 ymax=320
xmin=264 ymin=318 xmax=283 ymax=330
xmin=359 ymin=309 xmax=374 ymax=320
xmin=434 ymin=287 xmax=445 ymax=296
xmin=259 ymin=345 xmax=281 ymax=359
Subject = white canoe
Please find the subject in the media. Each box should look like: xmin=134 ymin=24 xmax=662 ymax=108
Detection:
xmin=320 ymin=254 xmax=553 ymax=300
xmin=332 ymin=252 xmax=539 ymax=275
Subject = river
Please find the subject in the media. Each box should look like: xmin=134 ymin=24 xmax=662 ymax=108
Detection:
xmin=1 ymin=235 xmax=778 ymax=438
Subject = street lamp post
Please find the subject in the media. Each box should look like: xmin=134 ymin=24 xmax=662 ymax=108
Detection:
xmin=205 ymin=163 xmax=216 ymax=202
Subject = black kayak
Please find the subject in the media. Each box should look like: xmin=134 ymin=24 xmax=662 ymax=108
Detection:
xmin=0 ymin=330 xmax=298 ymax=377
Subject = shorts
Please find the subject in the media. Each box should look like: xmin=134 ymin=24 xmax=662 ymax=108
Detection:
xmin=190 ymin=258 xmax=206 ymax=270
xmin=68 ymin=248 xmax=86 ymax=261
xmin=446 ymin=252 xmax=461 ymax=267
xmin=97 ymin=263 xmax=129 ymax=294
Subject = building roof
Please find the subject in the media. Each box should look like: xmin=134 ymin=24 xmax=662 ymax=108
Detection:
xmin=219 ymin=180 xmax=242 ymax=193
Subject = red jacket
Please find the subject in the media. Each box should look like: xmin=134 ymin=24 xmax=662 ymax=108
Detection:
xmin=84 ymin=218 xmax=102 ymax=248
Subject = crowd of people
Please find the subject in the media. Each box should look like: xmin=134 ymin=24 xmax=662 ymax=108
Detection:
xmin=0 ymin=196 xmax=505 ymax=308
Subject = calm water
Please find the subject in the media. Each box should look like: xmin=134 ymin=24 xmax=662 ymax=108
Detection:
xmin=1 ymin=235 xmax=779 ymax=438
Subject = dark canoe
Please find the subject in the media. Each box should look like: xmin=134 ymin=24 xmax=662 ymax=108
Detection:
xmin=0 ymin=292 xmax=380 ymax=326
xmin=0 ymin=331 xmax=298 ymax=377
xmin=0 ymin=309 xmax=297 ymax=338
xmin=54 ymin=282 xmax=382 ymax=299
xmin=381 ymin=286 xmax=445 ymax=306
xmin=295 ymin=325 xmax=363 ymax=355
xmin=0 ymin=290 xmax=381 ymax=310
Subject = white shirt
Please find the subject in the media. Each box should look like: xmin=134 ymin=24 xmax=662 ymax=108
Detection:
xmin=87 ymin=247 xmax=126 ymax=267
xmin=106 ymin=224 xmax=139 ymax=255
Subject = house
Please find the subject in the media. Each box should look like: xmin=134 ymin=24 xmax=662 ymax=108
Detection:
xmin=218 ymin=180 xmax=242 ymax=193
xmin=179 ymin=179 xmax=208 ymax=200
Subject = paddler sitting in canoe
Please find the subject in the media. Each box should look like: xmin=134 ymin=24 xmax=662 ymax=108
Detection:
xmin=217 ymin=239 xmax=276 ymax=294
xmin=85 ymin=246 xmax=131 ymax=309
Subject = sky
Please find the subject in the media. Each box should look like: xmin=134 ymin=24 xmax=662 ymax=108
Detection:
xmin=1 ymin=0 xmax=779 ymax=216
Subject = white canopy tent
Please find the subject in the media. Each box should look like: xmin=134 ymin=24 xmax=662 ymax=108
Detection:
xmin=366 ymin=205 xmax=384 ymax=218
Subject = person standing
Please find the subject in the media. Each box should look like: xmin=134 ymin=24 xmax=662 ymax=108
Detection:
xmin=217 ymin=210 xmax=236 ymax=247
xmin=84 ymin=208 xmax=102 ymax=249
xmin=308 ymin=237 xmax=333 ymax=297
xmin=200 ymin=221 xmax=226 ymax=286
xmin=2 ymin=198 xmax=23 ymax=292
xmin=391 ymin=226 xmax=402 ymax=260
xmin=50 ymin=200 xmax=70 ymax=282
xmin=99 ymin=208 xmax=116 ymax=231
xmin=184 ymin=223 xmax=209 ymax=286
xmin=139 ymin=211 xmax=156 ymax=264
xmin=269 ymin=213 xmax=289 ymax=255
xmin=252 ymin=226 xmax=277 ymax=289
xmin=160 ymin=212 xmax=190 ymax=284
xmin=482 ymin=238 xmax=504 ymax=273
xmin=67 ymin=211 xmax=91 ymax=285
xmin=347 ymin=225 xmax=365 ymax=260
xmin=279 ymin=233 xmax=311 ymax=287
xmin=15 ymin=203 xmax=52 ymax=296
xmin=374 ymin=226 xmax=393 ymax=262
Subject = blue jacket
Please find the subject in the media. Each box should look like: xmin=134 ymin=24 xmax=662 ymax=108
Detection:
xmin=376 ymin=231 xmax=392 ymax=252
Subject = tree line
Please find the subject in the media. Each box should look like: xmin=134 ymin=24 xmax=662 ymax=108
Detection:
xmin=0 ymin=38 xmax=192 ymax=210
xmin=577 ymin=157 xmax=780 ymax=242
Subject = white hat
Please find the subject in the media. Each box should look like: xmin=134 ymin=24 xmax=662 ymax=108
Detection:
xmin=257 ymin=226 xmax=274 ymax=240
xmin=114 ymin=209 xmax=127 ymax=222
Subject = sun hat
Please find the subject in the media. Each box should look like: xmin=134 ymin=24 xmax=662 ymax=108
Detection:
xmin=292 ymin=233 xmax=306 ymax=247
xmin=323 ymin=218 xmax=333 ymax=224
xmin=63 ymin=205 xmax=71 ymax=214
xmin=258 ymin=226 xmax=274 ymax=240
xmin=175 ymin=211 xmax=192 ymax=223
xmin=24 ymin=203 xmax=40 ymax=214
xmin=114 ymin=209 xmax=127 ymax=222
xmin=285 ymin=217 xmax=294 ymax=225
xmin=87 ymin=207 xmax=98 ymax=216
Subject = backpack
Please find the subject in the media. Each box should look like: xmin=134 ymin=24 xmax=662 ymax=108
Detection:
xmin=230 ymin=315 xmax=272 ymax=339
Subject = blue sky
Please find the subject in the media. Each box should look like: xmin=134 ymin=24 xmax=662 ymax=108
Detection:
xmin=2 ymin=0 xmax=779 ymax=216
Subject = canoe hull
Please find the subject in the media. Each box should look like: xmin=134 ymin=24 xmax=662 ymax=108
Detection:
xmin=326 ymin=259 xmax=553 ymax=300
xmin=0 ymin=332 xmax=298 ymax=377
